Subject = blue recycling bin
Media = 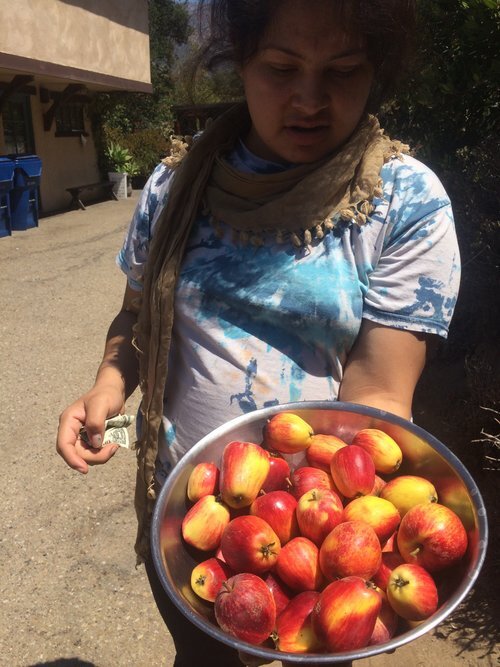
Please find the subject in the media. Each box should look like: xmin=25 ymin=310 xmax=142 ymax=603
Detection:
xmin=9 ymin=155 xmax=42 ymax=231
xmin=0 ymin=156 xmax=15 ymax=238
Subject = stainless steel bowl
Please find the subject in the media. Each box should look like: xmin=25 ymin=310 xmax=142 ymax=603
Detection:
xmin=151 ymin=401 xmax=488 ymax=664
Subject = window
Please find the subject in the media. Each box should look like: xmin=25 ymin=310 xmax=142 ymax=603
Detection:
xmin=2 ymin=94 xmax=35 ymax=155
xmin=55 ymin=101 xmax=86 ymax=136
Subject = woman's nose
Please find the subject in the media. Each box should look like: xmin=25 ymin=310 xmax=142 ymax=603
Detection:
xmin=291 ymin=74 xmax=329 ymax=114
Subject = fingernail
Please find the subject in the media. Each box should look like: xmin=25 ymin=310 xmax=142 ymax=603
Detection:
xmin=91 ymin=434 xmax=102 ymax=449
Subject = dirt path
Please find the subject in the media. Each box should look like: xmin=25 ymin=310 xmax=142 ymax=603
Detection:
xmin=0 ymin=195 xmax=497 ymax=667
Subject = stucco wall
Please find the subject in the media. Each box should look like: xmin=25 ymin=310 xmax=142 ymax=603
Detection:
xmin=0 ymin=0 xmax=150 ymax=86
xmin=30 ymin=90 xmax=100 ymax=212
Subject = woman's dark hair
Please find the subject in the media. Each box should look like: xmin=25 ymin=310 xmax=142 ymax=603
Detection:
xmin=198 ymin=0 xmax=416 ymax=109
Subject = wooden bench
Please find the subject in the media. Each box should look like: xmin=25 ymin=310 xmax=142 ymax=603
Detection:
xmin=66 ymin=181 xmax=118 ymax=210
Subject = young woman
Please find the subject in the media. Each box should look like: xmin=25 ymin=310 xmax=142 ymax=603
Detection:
xmin=57 ymin=1 xmax=460 ymax=665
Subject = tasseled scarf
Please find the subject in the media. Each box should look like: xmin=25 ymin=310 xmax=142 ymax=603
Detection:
xmin=132 ymin=102 xmax=409 ymax=561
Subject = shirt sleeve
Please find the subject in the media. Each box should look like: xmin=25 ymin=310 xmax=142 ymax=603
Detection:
xmin=115 ymin=163 xmax=174 ymax=290
xmin=361 ymin=156 xmax=461 ymax=338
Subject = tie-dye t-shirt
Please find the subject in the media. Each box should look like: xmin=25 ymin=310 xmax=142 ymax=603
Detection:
xmin=117 ymin=141 xmax=460 ymax=482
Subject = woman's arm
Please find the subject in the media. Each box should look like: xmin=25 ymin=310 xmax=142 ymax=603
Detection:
xmin=338 ymin=319 xmax=428 ymax=420
xmin=56 ymin=283 xmax=142 ymax=473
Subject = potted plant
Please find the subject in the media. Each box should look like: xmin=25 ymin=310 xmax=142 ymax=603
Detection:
xmin=125 ymin=158 xmax=140 ymax=197
xmin=105 ymin=142 xmax=134 ymax=199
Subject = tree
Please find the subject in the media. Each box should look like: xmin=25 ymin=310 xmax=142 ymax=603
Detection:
xmin=382 ymin=0 xmax=500 ymax=441
xmin=382 ymin=0 xmax=500 ymax=163
xmin=170 ymin=42 xmax=242 ymax=106
xmin=90 ymin=0 xmax=191 ymax=175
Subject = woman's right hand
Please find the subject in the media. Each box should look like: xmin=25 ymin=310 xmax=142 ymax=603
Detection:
xmin=56 ymin=383 xmax=125 ymax=474
xmin=57 ymin=282 xmax=141 ymax=474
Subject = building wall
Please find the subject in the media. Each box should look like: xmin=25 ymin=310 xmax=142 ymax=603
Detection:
xmin=0 ymin=0 xmax=152 ymax=213
xmin=0 ymin=0 xmax=151 ymax=88
xmin=29 ymin=86 xmax=100 ymax=212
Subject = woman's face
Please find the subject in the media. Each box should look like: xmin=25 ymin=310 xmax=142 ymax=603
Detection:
xmin=240 ymin=0 xmax=374 ymax=164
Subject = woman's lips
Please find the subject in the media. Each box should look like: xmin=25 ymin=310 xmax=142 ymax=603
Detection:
xmin=284 ymin=124 xmax=330 ymax=145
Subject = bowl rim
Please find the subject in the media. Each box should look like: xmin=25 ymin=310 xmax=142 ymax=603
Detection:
xmin=151 ymin=400 xmax=489 ymax=663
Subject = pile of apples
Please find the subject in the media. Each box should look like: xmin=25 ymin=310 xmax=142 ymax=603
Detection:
xmin=180 ymin=412 xmax=469 ymax=655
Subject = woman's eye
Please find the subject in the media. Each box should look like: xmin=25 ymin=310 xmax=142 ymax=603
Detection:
xmin=329 ymin=67 xmax=359 ymax=78
xmin=268 ymin=64 xmax=295 ymax=75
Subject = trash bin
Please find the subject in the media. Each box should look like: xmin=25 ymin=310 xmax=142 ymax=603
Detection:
xmin=0 ymin=156 xmax=15 ymax=238
xmin=9 ymin=155 xmax=42 ymax=231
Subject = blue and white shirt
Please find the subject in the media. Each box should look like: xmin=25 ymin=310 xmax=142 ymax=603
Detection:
xmin=117 ymin=141 xmax=460 ymax=482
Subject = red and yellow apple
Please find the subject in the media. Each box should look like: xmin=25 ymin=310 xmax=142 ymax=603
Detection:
xmin=181 ymin=494 xmax=230 ymax=551
xmin=275 ymin=591 xmax=322 ymax=654
xmin=263 ymin=412 xmax=314 ymax=454
xmin=187 ymin=462 xmax=220 ymax=502
xmin=190 ymin=557 xmax=234 ymax=602
xmin=371 ymin=551 xmax=405 ymax=591
xmin=305 ymin=433 xmax=347 ymax=473
xmin=319 ymin=520 xmax=382 ymax=581
xmin=312 ymin=576 xmax=382 ymax=652
xmin=220 ymin=515 xmax=281 ymax=575
xmin=214 ymin=573 xmax=276 ymax=645
xmin=369 ymin=590 xmax=399 ymax=646
xmin=275 ymin=536 xmax=325 ymax=592
xmin=289 ymin=466 xmax=334 ymax=500
xmin=219 ymin=441 xmax=270 ymax=509
xmin=296 ymin=487 xmax=343 ymax=546
xmin=351 ymin=428 xmax=403 ymax=474
xmin=250 ymin=490 xmax=299 ymax=545
xmin=380 ymin=475 xmax=438 ymax=518
xmin=261 ymin=453 xmax=291 ymax=493
xmin=386 ymin=563 xmax=438 ymax=621
xmin=262 ymin=572 xmax=294 ymax=616
xmin=343 ymin=495 xmax=401 ymax=544
xmin=330 ymin=444 xmax=375 ymax=498
xmin=397 ymin=502 xmax=468 ymax=572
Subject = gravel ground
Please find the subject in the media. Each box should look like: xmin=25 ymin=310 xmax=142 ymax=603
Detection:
xmin=0 ymin=193 xmax=497 ymax=667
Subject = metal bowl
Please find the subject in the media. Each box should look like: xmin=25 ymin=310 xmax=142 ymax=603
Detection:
xmin=151 ymin=401 xmax=488 ymax=664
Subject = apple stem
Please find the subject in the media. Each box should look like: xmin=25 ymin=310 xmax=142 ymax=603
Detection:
xmin=410 ymin=545 xmax=422 ymax=558
xmin=270 ymin=631 xmax=279 ymax=648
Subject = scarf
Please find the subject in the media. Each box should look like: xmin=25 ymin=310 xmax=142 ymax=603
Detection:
xmin=132 ymin=102 xmax=408 ymax=562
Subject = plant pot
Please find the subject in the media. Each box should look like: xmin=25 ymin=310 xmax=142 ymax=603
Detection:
xmin=108 ymin=172 xmax=128 ymax=200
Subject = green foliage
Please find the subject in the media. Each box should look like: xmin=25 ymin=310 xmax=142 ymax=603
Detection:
xmin=381 ymin=0 xmax=499 ymax=409
xmin=149 ymin=0 xmax=191 ymax=66
xmin=90 ymin=0 xmax=191 ymax=176
xmin=382 ymin=0 xmax=499 ymax=162
xmin=105 ymin=142 xmax=136 ymax=174
xmin=104 ymin=127 xmax=171 ymax=176
xmin=170 ymin=44 xmax=243 ymax=105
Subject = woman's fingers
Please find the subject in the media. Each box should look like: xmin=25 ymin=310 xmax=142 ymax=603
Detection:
xmin=56 ymin=389 xmax=124 ymax=473
xmin=57 ymin=404 xmax=89 ymax=473
xmin=75 ymin=438 xmax=120 ymax=465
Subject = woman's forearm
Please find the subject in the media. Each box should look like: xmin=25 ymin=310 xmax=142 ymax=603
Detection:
xmin=95 ymin=308 xmax=139 ymax=402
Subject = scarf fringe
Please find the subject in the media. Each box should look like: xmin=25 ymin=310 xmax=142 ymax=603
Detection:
xmin=207 ymin=183 xmax=387 ymax=248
